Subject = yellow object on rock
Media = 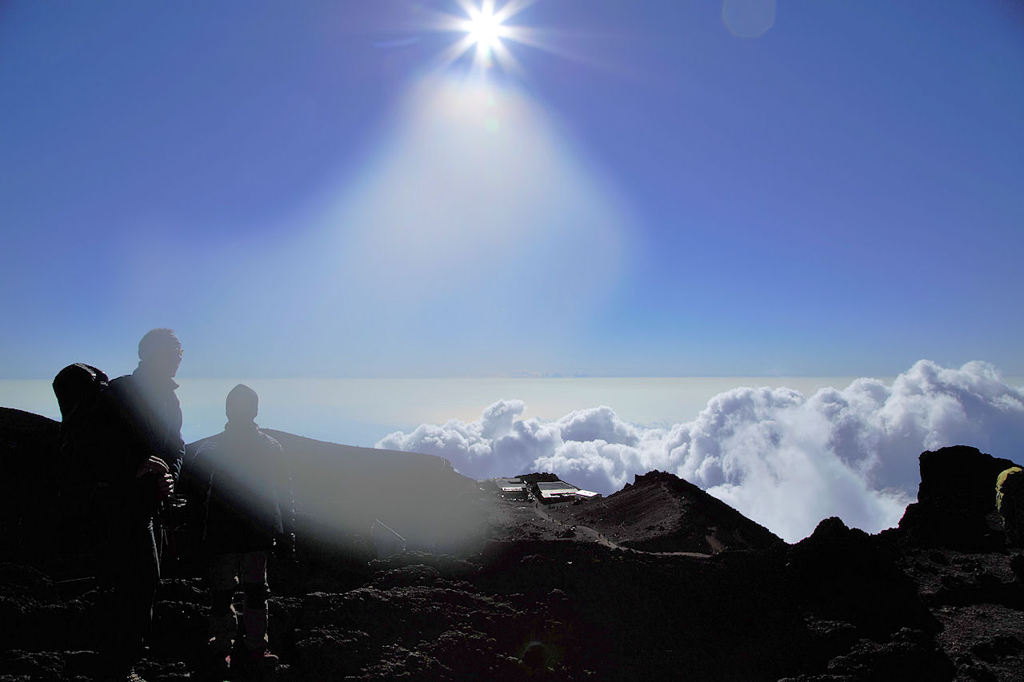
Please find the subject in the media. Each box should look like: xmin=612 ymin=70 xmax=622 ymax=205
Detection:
xmin=996 ymin=467 xmax=1023 ymax=512
xmin=996 ymin=466 xmax=1024 ymax=546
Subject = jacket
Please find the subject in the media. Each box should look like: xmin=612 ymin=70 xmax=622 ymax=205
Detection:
xmin=190 ymin=421 xmax=291 ymax=554
xmin=104 ymin=366 xmax=185 ymax=518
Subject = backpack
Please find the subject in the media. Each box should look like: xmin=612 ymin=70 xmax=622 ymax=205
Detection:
xmin=52 ymin=363 xmax=115 ymax=547
xmin=53 ymin=363 xmax=109 ymax=425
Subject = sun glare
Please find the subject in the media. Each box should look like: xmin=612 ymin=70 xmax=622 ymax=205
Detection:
xmin=467 ymin=6 xmax=503 ymax=48
xmin=429 ymin=0 xmax=537 ymax=75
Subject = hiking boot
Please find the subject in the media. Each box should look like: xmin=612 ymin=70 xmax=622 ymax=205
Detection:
xmin=229 ymin=647 xmax=279 ymax=670
xmin=206 ymin=651 xmax=230 ymax=677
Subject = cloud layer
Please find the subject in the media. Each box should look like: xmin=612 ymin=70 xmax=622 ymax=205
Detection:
xmin=378 ymin=361 xmax=1024 ymax=542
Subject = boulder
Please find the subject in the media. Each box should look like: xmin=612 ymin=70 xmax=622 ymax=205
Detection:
xmin=787 ymin=517 xmax=933 ymax=637
xmin=898 ymin=446 xmax=1020 ymax=550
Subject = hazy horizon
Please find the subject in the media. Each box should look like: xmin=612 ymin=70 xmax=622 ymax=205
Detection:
xmin=1 ymin=373 xmax=891 ymax=442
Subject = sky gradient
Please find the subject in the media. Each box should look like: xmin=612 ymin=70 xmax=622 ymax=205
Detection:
xmin=2 ymin=0 xmax=1022 ymax=379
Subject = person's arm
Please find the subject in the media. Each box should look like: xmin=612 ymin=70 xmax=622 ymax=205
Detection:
xmin=269 ymin=438 xmax=296 ymax=550
xmin=143 ymin=393 xmax=184 ymax=497
xmin=137 ymin=455 xmax=174 ymax=498
xmin=163 ymin=395 xmax=185 ymax=483
xmin=165 ymin=434 xmax=184 ymax=486
xmin=141 ymin=411 xmax=179 ymax=498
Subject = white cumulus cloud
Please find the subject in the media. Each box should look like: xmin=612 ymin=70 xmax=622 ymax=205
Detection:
xmin=377 ymin=361 xmax=1024 ymax=542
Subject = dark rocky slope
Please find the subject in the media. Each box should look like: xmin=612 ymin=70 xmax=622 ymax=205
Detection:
xmin=0 ymin=409 xmax=62 ymax=567
xmin=1 ymin=406 xmax=1022 ymax=681
xmin=188 ymin=429 xmax=487 ymax=557
xmin=553 ymin=469 xmax=783 ymax=553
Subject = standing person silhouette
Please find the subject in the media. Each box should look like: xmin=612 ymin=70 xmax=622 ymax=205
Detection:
xmin=98 ymin=328 xmax=184 ymax=682
xmin=187 ymin=383 xmax=292 ymax=675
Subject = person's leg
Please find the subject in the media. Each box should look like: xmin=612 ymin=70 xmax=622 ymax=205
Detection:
xmin=207 ymin=553 xmax=239 ymax=657
xmin=239 ymin=551 xmax=270 ymax=653
xmin=128 ymin=519 xmax=160 ymax=652
xmin=99 ymin=520 xmax=158 ymax=677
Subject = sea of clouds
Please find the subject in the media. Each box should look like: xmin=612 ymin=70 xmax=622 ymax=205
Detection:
xmin=378 ymin=361 xmax=1024 ymax=542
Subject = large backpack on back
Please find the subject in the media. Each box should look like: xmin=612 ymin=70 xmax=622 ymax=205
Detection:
xmin=54 ymin=363 xmax=109 ymax=422
xmin=52 ymin=363 xmax=115 ymax=553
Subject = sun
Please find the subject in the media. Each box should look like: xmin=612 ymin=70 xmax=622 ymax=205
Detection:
xmin=466 ymin=5 xmax=504 ymax=49
xmin=429 ymin=0 xmax=539 ymax=76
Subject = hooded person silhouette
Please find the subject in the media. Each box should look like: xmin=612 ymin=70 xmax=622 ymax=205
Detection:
xmin=187 ymin=384 xmax=293 ymax=673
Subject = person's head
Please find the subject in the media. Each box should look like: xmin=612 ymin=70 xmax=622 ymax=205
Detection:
xmin=226 ymin=383 xmax=259 ymax=423
xmin=138 ymin=328 xmax=182 ymax=378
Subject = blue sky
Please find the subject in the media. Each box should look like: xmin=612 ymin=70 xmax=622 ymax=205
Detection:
xmin=2 ymin=0 xmax=1022 ymax=379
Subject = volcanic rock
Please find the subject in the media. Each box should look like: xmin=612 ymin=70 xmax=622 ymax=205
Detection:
xmin=787 ymin=517 xmax=934 ymax=637
xmin=0 ymin=408 xmax=60 ymax=564
xmin=897 ymin=445 xmax=1020 ymax=550
xmin=557 ymin=469 xmax=783 ymax=553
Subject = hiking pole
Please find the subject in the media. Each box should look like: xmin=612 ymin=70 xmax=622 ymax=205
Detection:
xmin=371 ymin=518 xmax=407 ymax=555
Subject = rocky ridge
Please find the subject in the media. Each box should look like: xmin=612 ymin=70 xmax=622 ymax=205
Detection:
xmin=550 ymin=468 xmax=783 ymax=554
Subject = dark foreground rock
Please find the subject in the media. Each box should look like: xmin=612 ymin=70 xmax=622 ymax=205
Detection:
xmin=2 ymin=407 xmax=1023 ymax=680
xmin=0 ymin=408 xmax=61 ymax=567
